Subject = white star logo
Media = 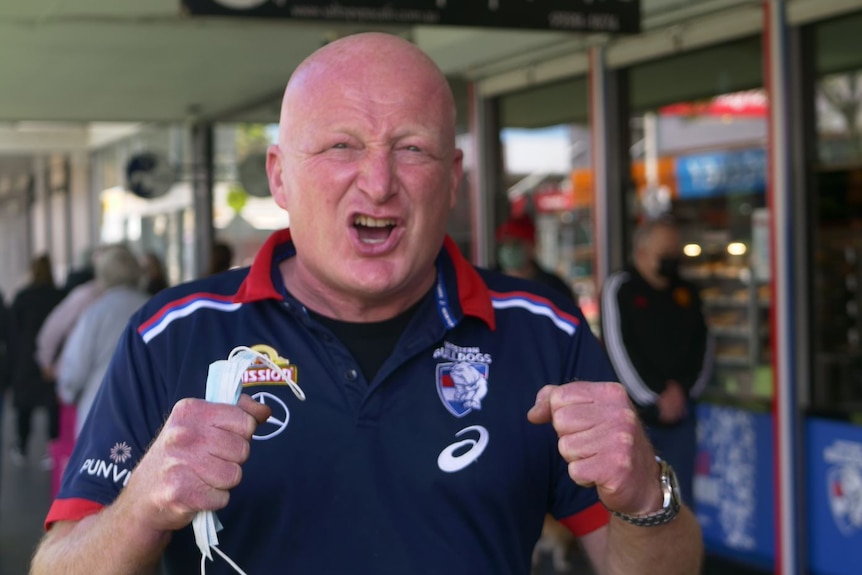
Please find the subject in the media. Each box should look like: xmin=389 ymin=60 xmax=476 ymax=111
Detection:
xmin=109 ymin=442 xmax=132 ymax=464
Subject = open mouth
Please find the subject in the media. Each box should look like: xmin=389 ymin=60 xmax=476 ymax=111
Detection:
xmin=354 ymin=215 xmax=397 ymax=245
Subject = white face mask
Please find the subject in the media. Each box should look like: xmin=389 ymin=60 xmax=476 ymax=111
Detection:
xmin=193 ymin=346 xmax=306 ymax=575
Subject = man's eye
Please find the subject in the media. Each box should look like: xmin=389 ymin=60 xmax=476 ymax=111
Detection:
xmin=332 ymin=142 xmax=348 ymax=149
xmin=405 ymin=145 xmax=422 ymax=152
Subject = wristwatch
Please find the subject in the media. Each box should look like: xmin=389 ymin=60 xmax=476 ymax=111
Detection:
xmin=611 ymin=457 xmax=681 ymax=527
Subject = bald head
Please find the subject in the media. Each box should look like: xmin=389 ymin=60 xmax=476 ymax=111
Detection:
xmin=264 ymin=31 xmax=464 ymax=321
xmin=278 ymin=33 xmax=456 ymax=145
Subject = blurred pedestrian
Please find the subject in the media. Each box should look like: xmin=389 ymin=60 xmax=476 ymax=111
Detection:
xmin=7 ymin=254 xmax=65 ymax=467
xmin=57 ymin=244 xmax=148 ymax=438
xmin=207 ymin=241 xmax=234 ymax=276
xmin=36 ymin=252 xmax=105 ymax=384
xmin=63 ymin=246 xmax=97 ymax=294
xmin=496 ymin=213 xmax=576 ymax=302
xmin=141 ymin=251 xmax=168 ymax=295
xmin=600 ymin=217 xmax=714 ymax=504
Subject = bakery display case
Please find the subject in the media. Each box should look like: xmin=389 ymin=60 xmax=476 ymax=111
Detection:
xmin=680 ymin=222 xmax=773 ymax=401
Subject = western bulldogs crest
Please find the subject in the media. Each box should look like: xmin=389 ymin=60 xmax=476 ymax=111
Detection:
xmin=437 ymin=362 xmax=489 ymax=417
xmin=828 ymin=464 xmax=862 ymax=536
xmin=434 ymin=342 xmax=492 ymax=417
xmin=824 ymin=439 xmax=862 ymax=537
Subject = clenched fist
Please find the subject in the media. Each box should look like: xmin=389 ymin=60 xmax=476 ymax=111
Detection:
xmin=528 ymin=381 xmax=662 ymax=517
xmin=123 ymin=394 xmax=271 ymax=534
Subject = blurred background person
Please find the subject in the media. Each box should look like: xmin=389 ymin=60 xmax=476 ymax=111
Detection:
xmin=206 ymin=240 xmax=234 ymax=276
xmin=7 ymin=254 xmax=64 ymax=468
xmin=140 ymin=251 xmax=168 ymax=295
xmin=63 ymin=246 xmax=97 ymax=294
xmin=36 ymin=246 xmax=105 ymax=384
xmin=57 ymin=245 xmax=147 ymax=445
xmin=495 ymin=213 xmax=576 ymax=302
xmin=600 ymin=217 xmax=714 ymax=505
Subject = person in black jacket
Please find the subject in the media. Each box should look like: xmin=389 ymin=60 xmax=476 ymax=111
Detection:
xmin=600 ymin=217 xmax=714 ymax=505
xmin=7 ymin=254 xmax=65 ymax=466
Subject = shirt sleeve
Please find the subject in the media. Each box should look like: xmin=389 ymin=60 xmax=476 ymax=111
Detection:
xmin=45 ymin=318 xmax=170 ymax=528
xmin=548 ymin=303 xmax=616 ymax=535
xmin=601 ymin=272 xmax=661 ymax=407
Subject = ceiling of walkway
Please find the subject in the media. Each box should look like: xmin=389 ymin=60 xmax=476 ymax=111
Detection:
xmin=0 ymin=0 xmax=735 ymax=125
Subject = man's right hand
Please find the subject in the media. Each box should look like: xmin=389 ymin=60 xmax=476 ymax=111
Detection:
xmin=122 ymin=394 xmax=270 ymax=534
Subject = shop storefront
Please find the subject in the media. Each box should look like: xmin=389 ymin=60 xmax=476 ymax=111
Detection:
xmin=496 ymin=77 xmax=595 ymax=322
xmin=622 ymin=36 xmax=777 ymax=569
xmin=91 ymin=125 xmax=195 ymax=287
xmin=485 ymin=6 xmax=862 ymax=573
xmin=804 ymin=10 xmax=862 ymax=575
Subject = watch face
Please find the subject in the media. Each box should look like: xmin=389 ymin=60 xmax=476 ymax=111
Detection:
xmin=666 ymin=462 xmax=683 ymax=508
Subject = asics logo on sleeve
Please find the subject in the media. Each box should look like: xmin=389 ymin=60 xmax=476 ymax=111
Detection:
xmin=437 ymin=425 xmax=489 ymax=473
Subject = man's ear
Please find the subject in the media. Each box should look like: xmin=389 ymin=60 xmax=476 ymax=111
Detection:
xmin=267 ymin=144 xmax=288 ymax=210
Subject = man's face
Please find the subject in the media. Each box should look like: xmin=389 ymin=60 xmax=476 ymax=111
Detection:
xmin=641 ymin=225 xmax=680 ymax=278
xmin=267 ymin=38 xmax=463 ymax=310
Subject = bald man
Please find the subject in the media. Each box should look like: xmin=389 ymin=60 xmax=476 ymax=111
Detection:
xmin=32 ymin=34 xmax=701 ymax=575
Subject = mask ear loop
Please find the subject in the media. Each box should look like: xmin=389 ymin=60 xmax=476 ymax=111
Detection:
xmin=198 ymin=346 xmax=306 ymax=575
xmin=228 ymin=345 xmax=306 ymax=401
xmin=201 ymin=546 xmax=250 ymax=575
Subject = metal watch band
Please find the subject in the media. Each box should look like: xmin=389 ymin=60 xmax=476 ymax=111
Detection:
xmin=611 ymin=505 xmax=678 ymax=527
xmin=610 ymin=457 xmax=681 ymax=527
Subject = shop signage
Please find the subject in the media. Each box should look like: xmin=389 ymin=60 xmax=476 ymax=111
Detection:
xmin=675 ymin=148 xmax=767 ymax=199
xmin=535 ymin=186 xmax=574 ymax=213
xmin=660 ymin=90 xmax=768 ymax=118
xmin=694 ymin=404 xmax=774 ymax=569
xmin=237 ymin=152 xmax=271 ymax=198
xmin=181 ymin=0 xmax=641 ymax=33
xmin=125 ymin=152 xmax=175 ymax=200
xmin=806 ymin=417 xmax=862 ymax=575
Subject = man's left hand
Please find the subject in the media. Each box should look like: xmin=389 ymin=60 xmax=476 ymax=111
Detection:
xmin=528 ymin=381 xmax=662 ymax=516
xmin=657 ymin=380 xmax=687 ymax=424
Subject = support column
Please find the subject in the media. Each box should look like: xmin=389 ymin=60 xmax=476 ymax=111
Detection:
xmin=588 ymin=46 xmax=627 ymax=291
xmin=468 ymin=81 xmax=501 ymax=267
xmin=765 ymin=1 xmax=800 ymax=574
xmin=191 ymin=122 xmax=215 ymax=279
xmin=31 ymin=155 xmax=49 ymax=257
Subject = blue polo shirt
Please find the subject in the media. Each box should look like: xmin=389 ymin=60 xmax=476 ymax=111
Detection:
xmin=47 ymin=229 xmax=614 ymax=575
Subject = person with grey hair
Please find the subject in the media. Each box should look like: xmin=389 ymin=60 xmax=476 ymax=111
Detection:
xmin=56 ymin=244 xmax=149 ymax=438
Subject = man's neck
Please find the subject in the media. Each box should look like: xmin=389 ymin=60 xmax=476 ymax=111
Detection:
xmin=634 ymin=262 xmax=669 ymax=291
xmin=278 ymin=258 xmax=436 ymax=322
xmin=504 ymin=260 xmax=539 ymax=280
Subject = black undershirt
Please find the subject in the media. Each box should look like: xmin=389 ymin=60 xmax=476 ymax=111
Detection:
xmin=309 ymin=295 xmax=426 ymax=382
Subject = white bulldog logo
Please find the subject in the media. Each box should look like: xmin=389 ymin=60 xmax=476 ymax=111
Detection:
xmin=436 ymin=361 xmax=489 ymax=417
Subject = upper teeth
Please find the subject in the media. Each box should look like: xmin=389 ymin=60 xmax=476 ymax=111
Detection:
xmin=355 ymin=215 xmax=395 ymax=228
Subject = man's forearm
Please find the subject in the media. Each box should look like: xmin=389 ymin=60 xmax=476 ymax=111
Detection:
xmin=31 ymin=496 xmax=171 ymax=575
xmin=604 ymin=506 xmax=703 ymax=575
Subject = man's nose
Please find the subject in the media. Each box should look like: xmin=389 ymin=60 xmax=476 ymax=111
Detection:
xmin=357 ymin=149 xmax=395 ymax=203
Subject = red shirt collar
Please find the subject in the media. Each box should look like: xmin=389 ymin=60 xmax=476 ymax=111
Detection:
xmin=234 ymin=229 xmax=494 ymax=329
